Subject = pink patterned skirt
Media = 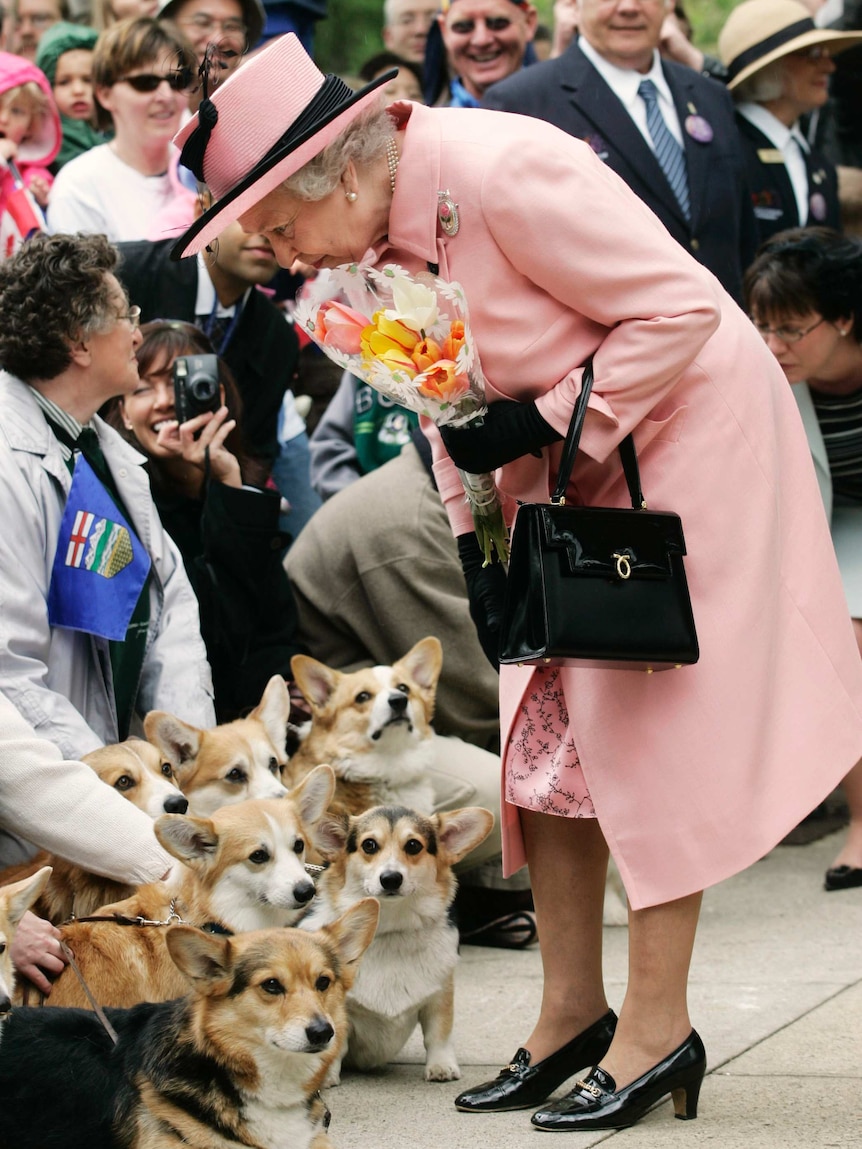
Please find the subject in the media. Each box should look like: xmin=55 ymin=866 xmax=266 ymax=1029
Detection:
xmin=505 ymin=667 xmax=596 ymax=818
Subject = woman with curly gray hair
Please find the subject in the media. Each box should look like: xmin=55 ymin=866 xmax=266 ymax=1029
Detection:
xmin=0 ymin=232 xmax=214 ymax=794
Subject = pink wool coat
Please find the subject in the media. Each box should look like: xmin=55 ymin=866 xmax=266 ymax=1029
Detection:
xmin=373 ymin=102 xmax=862 ymax=909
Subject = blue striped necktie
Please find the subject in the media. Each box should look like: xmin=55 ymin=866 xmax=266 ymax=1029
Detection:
xmin=637 ymin=78 xmax=690 ymax=221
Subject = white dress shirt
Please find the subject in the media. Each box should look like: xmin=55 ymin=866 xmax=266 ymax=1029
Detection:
xmin=578 ymin=38 xmax=685 ymax=149
xmin=736 ymin=102 xmax=810 ymax=225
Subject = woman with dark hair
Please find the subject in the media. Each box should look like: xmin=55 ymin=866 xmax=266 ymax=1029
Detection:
xmin=745 ymin=225 xmax=862 ymax=893
xmin=105 ymin=320 xmax=305 ymax=721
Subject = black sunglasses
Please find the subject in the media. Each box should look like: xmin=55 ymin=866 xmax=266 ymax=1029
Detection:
xmin=118 ymin=70 xmax=193 ymax=93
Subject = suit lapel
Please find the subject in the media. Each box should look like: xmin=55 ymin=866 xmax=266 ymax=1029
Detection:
xmin=561 ymin=47 xmax=687 ymax=228
xmin=667 ymin=65 xmax=704 ymax=231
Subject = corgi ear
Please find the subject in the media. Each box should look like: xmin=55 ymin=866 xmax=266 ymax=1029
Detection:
xmin=435 ymin=807 xmax=495 ymax=865
xmin=395 ymin=636 xmax=443 ymax=692
xmin=0 ymin=866 xmax=53 ymax=929
xmin=313 ymin=810 xmax=350 ymax=859
xmin=290 ymin=655 xmax=340 ymax=711
xmin=166 ymin=925 xmax=232 ymax=990
xmin=289 ymin=764 xmax=336 ymax=828
xmin=155 ymin=813 xmax=219 ymax=866
xmin=249 ymin=675 xmax=291 ymax=752
xmin=324 ymin=897 xmax=379 ymax=968
xmin=144 ymin=712 xmax=204 ymax=781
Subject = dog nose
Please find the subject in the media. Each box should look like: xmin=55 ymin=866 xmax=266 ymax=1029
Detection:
xmin=379 ymin=869 xmax=403 ymax=892
xmin=293 ymin=879 xmax=316 ymax=905
xmin=305 ymin=1016 xmax=334 ymax=1048
xmin=163 ymin=794 xmax=189 ymax=814
xmin=388 ymin=692 xmax=408 ymax=714
xmin=0 ymin=995 xmax=11 ymax=1016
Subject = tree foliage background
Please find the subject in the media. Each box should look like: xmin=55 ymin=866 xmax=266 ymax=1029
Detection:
xmin=314 ymin=0 xmax=742 ymax=78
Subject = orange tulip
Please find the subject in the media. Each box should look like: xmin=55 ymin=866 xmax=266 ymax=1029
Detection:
xmin=442 ymin=319 xmax=465 ymax=362
xmin=411 ymin=337 xmax=443 ymax=372
xmin=417 ymin=360 xmax=471 ymax=404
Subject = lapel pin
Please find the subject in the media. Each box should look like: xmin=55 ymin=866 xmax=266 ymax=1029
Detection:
xmin=437 ymin=190 xmax=460 ymax=237
xmin=809 ymin=192 xmax=827 ymax=221
xmin=685 ymin=114 xmax=713 ymax=143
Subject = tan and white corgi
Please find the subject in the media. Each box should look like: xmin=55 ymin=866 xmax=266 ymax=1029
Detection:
xmin=302 ymin=804 xmax=494 ymax=1083
xmin=0 ymin=902 xmax=380 ymax=1149
xmin=39 ymin=766 xmax=340 ymax=1009
xmin=0 ymin=867 xmax=52 ymax=1026
xmin=288 ymin=637 xmax=443 ymax=818
xmin=145 ymin=674 xmax=291 ymax=816
xmin=0 ymin=739 xmax=188 ymax=927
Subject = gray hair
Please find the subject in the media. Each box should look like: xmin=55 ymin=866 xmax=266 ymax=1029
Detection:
xmin=283 ymin=105 xmax=396 ymax=202
xmin=733 ymin=59 xmax=786 ymax=104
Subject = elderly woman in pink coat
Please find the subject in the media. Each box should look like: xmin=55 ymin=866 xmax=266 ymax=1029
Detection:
xmin=171 ymin=35 xmax=862 ymax=1133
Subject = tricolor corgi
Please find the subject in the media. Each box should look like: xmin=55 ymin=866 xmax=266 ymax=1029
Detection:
xmin=288 ymin=638 xmax=443 ymax=818
xmin=0 ymin=901 xmax=379 ymax=1149
xmin=40 ymin=767 xmax=340 ymax=1009
xmin=145 ymin=674 xmax=291 ymax=816
xmin=302 ymin=804 xmax=494 ymax=1083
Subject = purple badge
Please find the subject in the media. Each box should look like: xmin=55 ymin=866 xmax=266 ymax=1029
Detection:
xmin=809 ymin=193 xmax=828 ymax=222
xmin=685 ymin=115 xmax=713 ymax=143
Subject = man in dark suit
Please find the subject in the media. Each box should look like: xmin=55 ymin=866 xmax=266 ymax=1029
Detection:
xmin=482 ymin=0 xmax=757 ymax=304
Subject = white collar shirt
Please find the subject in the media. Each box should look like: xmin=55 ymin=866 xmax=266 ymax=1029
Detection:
xmin=736 ymin=102 xmax=810 ymax=224
xmin=578 ymin=38 xmax=684 ymax=148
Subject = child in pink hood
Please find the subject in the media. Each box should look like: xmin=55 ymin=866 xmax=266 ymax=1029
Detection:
xmin=0 ymin=51 xmax=61 ymax=258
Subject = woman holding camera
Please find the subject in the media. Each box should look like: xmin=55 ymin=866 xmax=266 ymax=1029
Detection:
xmin=105 ymin=320 xmax=305 ymax=720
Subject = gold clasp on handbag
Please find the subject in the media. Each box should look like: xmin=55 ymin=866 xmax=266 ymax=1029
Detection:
xmin=612 ymin=552 xmax=632 ymax=580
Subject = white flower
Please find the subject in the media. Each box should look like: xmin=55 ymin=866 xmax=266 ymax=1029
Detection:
xmin=384 ymin=276 xmax=439 ymax=333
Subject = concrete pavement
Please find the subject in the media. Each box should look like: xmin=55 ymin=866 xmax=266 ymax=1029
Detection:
xmin=327 ymin=831 xmax=862 ymax=1148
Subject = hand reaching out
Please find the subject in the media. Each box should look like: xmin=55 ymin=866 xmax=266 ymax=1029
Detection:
xmin=155 ymin=406 xmax=243 ymax=488
xmin=10 ymin=910 xmax=67 ymax=996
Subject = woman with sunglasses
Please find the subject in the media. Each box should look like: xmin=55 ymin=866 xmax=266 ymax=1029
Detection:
xmin=717 ymin=1 xmax=862 ymax=249
xmin=47 ymin=18 xmax=196 ymax=241
xmin=104 ymin=319 xmax=305 ymax=722
xmin=745 ymin=225 xmax=862 ymax=894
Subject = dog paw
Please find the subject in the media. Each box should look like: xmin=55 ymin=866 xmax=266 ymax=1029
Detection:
xmin=424 ymin=1061 xmax=461 ymax=1082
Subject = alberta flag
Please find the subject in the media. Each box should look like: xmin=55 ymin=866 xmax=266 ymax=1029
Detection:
xmin=47 ymin=455 xmax=151 ymax=641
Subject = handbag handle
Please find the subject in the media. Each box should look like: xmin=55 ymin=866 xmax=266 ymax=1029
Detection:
xmin=550 ymin=356 xmax=645 ymax=509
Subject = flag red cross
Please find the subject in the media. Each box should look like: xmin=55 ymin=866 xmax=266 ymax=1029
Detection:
xmin=65 ymin=510 xmax=94 ymax=568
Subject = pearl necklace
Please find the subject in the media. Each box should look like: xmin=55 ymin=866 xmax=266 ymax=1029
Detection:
xmin=386 ymin=136 xmax=399 ymax=194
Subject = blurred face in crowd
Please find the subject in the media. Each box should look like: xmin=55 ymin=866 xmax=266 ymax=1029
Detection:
xmin=575 ymin=0 xmax=672 ymax=73
xmin=84 ymin=274 xmax=143 ymax=405
xmin=383 ymin=0 xmax=439 ymax=63
xmin=52 ymin=48 xmax=96 ymax=122
xmin=121 ymin=351 xmax=179 ymax=459
xmin=374 ymin=63 xmax=423 ymax=101
xmin=207 ymin=217 xmax=280 ymax=288
xmin=439 ymin=0 xmax=537 ymax=100
xmin=773 ymin=47 xmax=836 ymax=119
xmin=752 ymin=309 xmax=852 ymax=385
xmin=109 ymin=0 xmax=160 ymax=16
xmin=9 ymin=0 xmax=62 ymax=60
xmin=0 ymin=88 xmax=37 ymax=146
xmin=96 ymin=52 xmax=190 ymax=147
xmin=172 ymin=0 xmax=248 ymax=74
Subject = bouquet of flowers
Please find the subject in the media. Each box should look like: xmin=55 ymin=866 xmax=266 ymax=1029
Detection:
xmin=295 ymin=262 xmax=508 ymax=564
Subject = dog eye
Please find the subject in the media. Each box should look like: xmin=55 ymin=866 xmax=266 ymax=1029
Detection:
xmin=404 ymin=838 xmax=423 ymax=855
xmin=0 ymin=943 xmax=5 ymax=955
xmin=396 ymin=682 xmax=410 ymax=694
xmin=292 ymin=838 xmax=305 ymax=854
xmin=361 ymin=838 xmax=379 ymax=855
xmin=226 ymin=767 xmax=248 ymax=783
xmin=315 ymin=974 xmax=331 ymax=992
xmin=261 ymin=978 xmax=284 ymax=995
xmin=249 ymin=848 xmax=270 ymax=864
xmin=160 ymin=762 xmax=173 ymax=778
xmin=355 ymin=691 xmax=372 ymax=704
xmin=268 ymin=756 xmax=282 ymax=776
xmin=114 ymin=775 xmax=134 ymax=791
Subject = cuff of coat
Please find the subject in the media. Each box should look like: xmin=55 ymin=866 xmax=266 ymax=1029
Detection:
xmin=207 ymin=480 xmax=281 ymax=529
xmin=534 ymin=380 xmax=619 ymax=457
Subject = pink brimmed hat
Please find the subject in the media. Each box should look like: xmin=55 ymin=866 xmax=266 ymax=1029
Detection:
xmin=170 ymin=34 xmax=395 ymax=259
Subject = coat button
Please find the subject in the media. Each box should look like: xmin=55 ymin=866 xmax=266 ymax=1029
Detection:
xmin=118 ymin=468 xmax=128 ymax=478
xmin=690 ymin=238 xmax=700 ymax=252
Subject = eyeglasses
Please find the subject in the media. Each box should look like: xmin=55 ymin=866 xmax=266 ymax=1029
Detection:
xmin=179 ymin=13 xmax=248 ymax=44
xmin=751 ymin=315 xmax=825 ymax=344
xmin=14 ymin=12 xmax=56 ymax=28
xmin=117 ymin=71 xmax=193 ymax=93
xmin=119 ymin=305 xmax=141 ymax=329
xmin=792 ymin=45 xmax=832 ymax=62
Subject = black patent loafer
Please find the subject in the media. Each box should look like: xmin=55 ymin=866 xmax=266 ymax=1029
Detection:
xmin=824 ymin=865 xmax=862 ymax=891
xmin=454 ymin=1010 xmax=617 ymax=1113
xmin=531 ymin=1029 xmax=706 ymax=1131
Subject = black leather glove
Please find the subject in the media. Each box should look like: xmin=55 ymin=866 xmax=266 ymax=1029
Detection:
xmin=457 ymin=532 xmax=507 ymax=672
xmin=440 ymin=400 xmax=562 ymax=473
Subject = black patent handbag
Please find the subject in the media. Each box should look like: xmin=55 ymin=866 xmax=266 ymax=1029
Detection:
xmin=497 ymin=358 xmax=699 ymax=671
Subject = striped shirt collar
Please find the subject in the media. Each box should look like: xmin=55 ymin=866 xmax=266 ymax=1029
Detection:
xmin=30 ymin=389 xmax=95 ymax=461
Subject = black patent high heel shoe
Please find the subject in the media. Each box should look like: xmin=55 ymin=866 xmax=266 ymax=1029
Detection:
xmin=530 ymin=1029 xmax=706 ymax=1131
xmin=453 ymin=1010 xmax=617 ymax=1113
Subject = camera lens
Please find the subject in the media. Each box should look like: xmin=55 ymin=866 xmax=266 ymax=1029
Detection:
xmin=189 ymin=372 xmax=219 ymax=402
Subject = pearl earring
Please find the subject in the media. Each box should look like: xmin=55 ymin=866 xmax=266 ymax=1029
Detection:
xmin=346 ymin=190 xmax=358 ymax=202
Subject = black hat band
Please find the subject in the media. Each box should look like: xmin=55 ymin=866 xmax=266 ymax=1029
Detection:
xmin=727 ymin=16 xmax=816 ymax=81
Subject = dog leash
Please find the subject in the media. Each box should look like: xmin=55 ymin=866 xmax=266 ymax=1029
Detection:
xmin=69 ymin=897 xmax=189 ymax=928
xmin=58 ymin=941 xmax=119 ymax=1046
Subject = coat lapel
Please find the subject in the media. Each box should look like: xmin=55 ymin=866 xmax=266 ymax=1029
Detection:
xmin=667 ymin=65 xmax=705 ymax=231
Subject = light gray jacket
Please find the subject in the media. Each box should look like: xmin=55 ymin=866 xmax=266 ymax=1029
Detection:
xmin=0 ymin=372 xmax=215 ymax=762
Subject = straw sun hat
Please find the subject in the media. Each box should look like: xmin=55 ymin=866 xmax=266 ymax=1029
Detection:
xmin=171 ymin=34 xmax=395 ymax=260
xmin=718 ymin=0 xmax=862 ymax=90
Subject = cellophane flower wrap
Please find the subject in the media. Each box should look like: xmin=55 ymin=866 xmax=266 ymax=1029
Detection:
xmin=295 ymin=262 xmax=508 ymax=564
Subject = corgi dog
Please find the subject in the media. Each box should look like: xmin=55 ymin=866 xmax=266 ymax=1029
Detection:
xmin=0 ymin=739 xmax=188 ymax=927
xmin=0 ymin=902 xmax=380 ymax=1149
xmin=145 ymin=674 xmax=291 ymax=816
xmin=302 ymin=804 xmax=494 ymax=1084
xmin=39 ymin=766 xmax=340 ymax=1010
xmin=0 ymin=867 xmax=52 ymax=1026
xmin=288 ymin=637 xmax=443 ymax=818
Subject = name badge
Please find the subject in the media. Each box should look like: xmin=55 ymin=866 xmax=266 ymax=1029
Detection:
xmin=756 ymin=148 xmax=785 ymax=164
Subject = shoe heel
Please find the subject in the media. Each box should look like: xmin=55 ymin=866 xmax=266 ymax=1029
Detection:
xmin=671 ymin=1070 xmax=702 ymax=1121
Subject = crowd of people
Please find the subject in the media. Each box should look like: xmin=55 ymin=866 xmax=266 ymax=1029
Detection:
xmin=0 ymin=0 xmax=861 ymax=1135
